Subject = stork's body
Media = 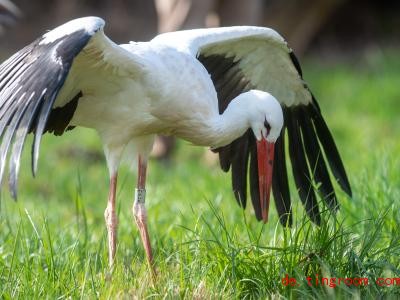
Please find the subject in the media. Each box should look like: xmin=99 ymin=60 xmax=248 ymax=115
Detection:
xmin=71 ymin=43 xmax=216 ymax=148
xmin=0 ymin=17 xmax=351 ymax=275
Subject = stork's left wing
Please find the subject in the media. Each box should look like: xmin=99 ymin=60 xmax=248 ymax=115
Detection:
xmin=155 ymin=27 xmax=352 ymax=226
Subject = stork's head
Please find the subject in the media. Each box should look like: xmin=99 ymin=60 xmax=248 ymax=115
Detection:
xmin=244 ymin=90 xmax=283 ymax=143
xmin=244 ymin=90 xmax=284 ymax=222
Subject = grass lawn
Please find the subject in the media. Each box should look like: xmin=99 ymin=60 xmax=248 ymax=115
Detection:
xmin=0 ymin=50 xmax=399 ymax=299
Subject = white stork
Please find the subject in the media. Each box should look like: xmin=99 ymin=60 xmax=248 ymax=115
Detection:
xmin=0 ymin=17 xmax=351 ymax=273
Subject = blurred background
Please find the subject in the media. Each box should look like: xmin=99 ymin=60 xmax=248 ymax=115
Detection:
xmin=1 ymin=0 xmax=399 ymax=57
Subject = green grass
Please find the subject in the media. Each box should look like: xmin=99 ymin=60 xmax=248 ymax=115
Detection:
xmin=1 ymin=50 xmax=400 ymax=299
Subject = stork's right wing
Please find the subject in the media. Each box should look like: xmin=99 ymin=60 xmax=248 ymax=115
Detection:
xmin=0 ymin=16 xmax=141 ymax=198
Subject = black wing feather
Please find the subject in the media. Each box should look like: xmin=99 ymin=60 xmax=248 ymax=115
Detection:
xmin=289 ymin=51 xmax=303 ymax=77
xmin=0 ymin=95 xmax=28 ymax=182
xmin=272 ymin=127 xmax=292 ymax=226
xmin=231 ymin=134 xmax=250 ymax=208
xmin=44 ymin=91 xmax=81 ymax=136
xmin=0 ymin=26 xmax=100 ymax=198
xmin=249 ymin=132 xmax=262 ymax=221
xmin=298 ymin=105 xmax=337 ymax=210
xmin=9 ymin=99 xmax=40 ymax=198
xmin=31 ymin=88 xmax=61 ymax=176
xmin=309 ymin=97 xmax=352 ymax=196
xmin=0 ymin=48 xmax=32 ymax=87
xmin=286 ymin=107 xmax=320 ymax=225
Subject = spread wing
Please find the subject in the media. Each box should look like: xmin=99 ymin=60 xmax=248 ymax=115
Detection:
xmin=155 ymin=27 xmax=352 ymax=225
xmin=0 ymin=16 xmax=140 ymax=198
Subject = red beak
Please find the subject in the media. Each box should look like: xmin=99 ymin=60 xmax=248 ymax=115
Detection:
xmin=256 ymin=137 xmax=275 ymax=223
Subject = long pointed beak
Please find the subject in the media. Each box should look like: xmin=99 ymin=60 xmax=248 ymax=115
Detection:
xmin=256 ymin=137 xmax=275 ymax=223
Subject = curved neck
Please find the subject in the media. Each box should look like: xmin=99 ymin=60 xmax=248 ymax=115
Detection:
xmin=210 ymin=98 xmax=250 ymax=148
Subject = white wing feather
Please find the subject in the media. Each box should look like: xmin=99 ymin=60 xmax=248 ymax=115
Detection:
xmin=152 ymin=26 xmax=311 ymax=107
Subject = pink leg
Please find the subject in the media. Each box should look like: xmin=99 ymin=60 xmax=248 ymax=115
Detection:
xmin=133 ymin=155 xmax=155 ymax=277
xmin=104 ymin=173 xmax=118 ymax=268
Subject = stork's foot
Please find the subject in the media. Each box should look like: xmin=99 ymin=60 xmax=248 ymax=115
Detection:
xmin=133 ymin=189 xmax=156 ymax=279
